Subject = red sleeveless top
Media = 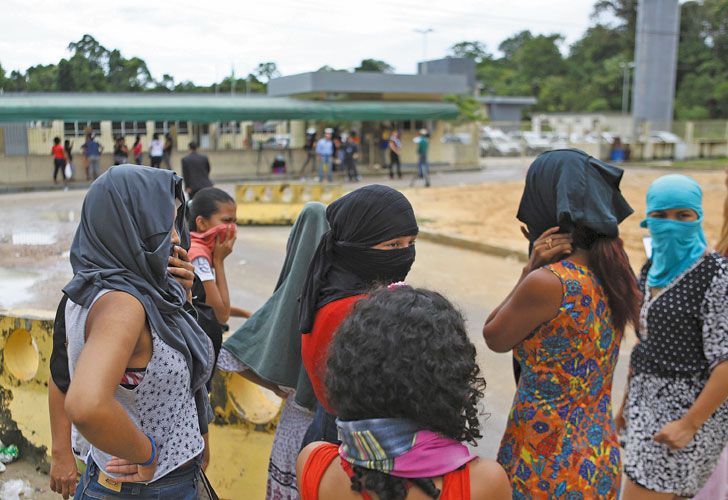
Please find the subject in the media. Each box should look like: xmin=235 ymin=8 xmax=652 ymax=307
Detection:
xmin=300 ymin=443 xmax=471 ymax=500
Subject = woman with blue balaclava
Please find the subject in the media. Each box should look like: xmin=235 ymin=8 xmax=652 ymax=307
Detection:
xmin=619 ymin=175 xmax=728 ymax=500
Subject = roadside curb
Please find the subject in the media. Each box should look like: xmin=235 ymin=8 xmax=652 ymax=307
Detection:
xmin=0 ymin=165 xmax=483 ymax=194
xmin=418 ymin=230 xmax=528 ymax=262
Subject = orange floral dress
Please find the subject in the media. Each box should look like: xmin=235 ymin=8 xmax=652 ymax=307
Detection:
xmin=497 ymin=261 xmax=622 ymax=499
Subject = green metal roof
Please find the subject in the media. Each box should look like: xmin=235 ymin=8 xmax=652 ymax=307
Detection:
xmin=0 ymin=94 xmax=459 ymax=122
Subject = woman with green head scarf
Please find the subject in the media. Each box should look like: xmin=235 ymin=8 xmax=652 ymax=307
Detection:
xmin=217 ymin=202 xmax=329 ymax=500
xmin=620 ymin=174 xmax=728 ymax=499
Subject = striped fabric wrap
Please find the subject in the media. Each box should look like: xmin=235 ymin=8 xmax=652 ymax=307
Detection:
xmin=337 ymin=418 xmax=476 ymax=479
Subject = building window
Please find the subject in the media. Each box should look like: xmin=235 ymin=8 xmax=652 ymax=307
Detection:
xmin=220 ymin=121 xmax=240 ymax=134
xmin=27 ymin=120 xmax=52 ymax=129
xmin=176 ymin=121 xmax=189 ymax=134
xmin=154 ymin=121 xmax=167 ymax=134
xmin=63 ymin=121 xmax=101 ymax=137
xmin=112 ymin=121 xmax=148 ymax=136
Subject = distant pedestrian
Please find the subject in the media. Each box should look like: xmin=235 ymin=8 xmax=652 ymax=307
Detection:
xmin=51 ymin=137 xmax=67 ymax=186
xmin=132 ymin=135 xmax=143 ymax=165
xmin=181 ymin=142 xmax=213 ymax=199
xmin=315 ymin=129 xmax=334 ymax=183
xmin=163 ymin=132 xmax=174 ymax=169
xmin=83 ymin=133 xmax=103 ymax=180
xmin=342 ymin=132 xmax=359 ymax=182
xmin=149 ymin=133 xmax=164 ymax=168
xmin=299 ymin=128 xmax=317 ymax=177
xmin=388 ymin=129 xmax=402 ymax=179
xmin=113 ymin=136 xmax=129 ymax=166
xmin=415 ymin=128 xmax=430 ymax=187
xmin=64 ymin=139 xmax=74 ymax=181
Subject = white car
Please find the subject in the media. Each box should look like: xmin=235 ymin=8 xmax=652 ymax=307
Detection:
xmin=480 ymin=127 xmax=522 ymax=156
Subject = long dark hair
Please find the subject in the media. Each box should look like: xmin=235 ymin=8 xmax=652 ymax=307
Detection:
xmin=326 ymin=286 xmax=485 ymax=500
xmin=572 ymin=225 xmax=641 ymax=332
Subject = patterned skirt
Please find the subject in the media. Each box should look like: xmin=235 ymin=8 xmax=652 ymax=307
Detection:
xmin=624 ymin=373 xmax=728 ymax=497
xmin=217 ymin=349 xmax=314 ymax=499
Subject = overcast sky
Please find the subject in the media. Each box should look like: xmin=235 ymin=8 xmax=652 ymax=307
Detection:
xmin=2 ymin=0 xmax=598 ymax=85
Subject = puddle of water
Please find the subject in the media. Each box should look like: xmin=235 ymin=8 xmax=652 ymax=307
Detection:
xmin=11 ymin=231 xmax=57 ymax=246
xmin=0 ymin=268 xmax=40 ymax=308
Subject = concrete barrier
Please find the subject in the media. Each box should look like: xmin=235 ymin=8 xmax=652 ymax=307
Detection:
xmin=235 ymin=182 xmax=344 ymax=225
xmin=0 ymin=310 xmax=279 ymax=500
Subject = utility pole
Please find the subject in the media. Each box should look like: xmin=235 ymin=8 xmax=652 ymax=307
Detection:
xmin=230 ymin=65 xmax=235 ymax=96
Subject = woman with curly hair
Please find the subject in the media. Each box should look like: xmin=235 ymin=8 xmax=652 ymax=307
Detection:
xmin=297 ymin=286 xmax=512 ymax=499
xmin=484 ymin=150 xmax=641 ymax=498
xmin=298 ymin=184 xmax=418 ymax=445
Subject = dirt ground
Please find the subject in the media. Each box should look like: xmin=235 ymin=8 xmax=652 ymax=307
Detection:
xmin=405 ymin=168 xmax=728 ymax=267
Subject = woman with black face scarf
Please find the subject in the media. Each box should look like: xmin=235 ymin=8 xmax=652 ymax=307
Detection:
xmin=299 ymin=184 xmax=418 ymax=445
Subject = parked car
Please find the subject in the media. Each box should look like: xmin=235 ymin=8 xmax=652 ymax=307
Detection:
xmin=480 ymin=127 xmax=521 ymax=156
xmin=511 ymin=131 xmax=552 ymax=154
xmin=441 ymin=133 xmax=472 ymax=145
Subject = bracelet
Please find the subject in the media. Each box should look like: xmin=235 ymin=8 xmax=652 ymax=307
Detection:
xmin=139 ymin=434 xmax=157 ymax=467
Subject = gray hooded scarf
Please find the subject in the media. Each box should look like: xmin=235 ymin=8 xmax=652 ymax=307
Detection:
xmin=63 ymin=165 xmax=213 ymax=434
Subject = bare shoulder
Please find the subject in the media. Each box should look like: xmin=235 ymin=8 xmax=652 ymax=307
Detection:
xmin=469 ymin=458 xmax=512 ymax=499
xmin=86 ymin=291 xmax=146 ymax=338
xmin=519 ymin=267 xmax=563 ymax=296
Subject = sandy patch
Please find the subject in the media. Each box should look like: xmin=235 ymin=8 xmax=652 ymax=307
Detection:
xmin=405 ymin=169 xmax=727 ymax=267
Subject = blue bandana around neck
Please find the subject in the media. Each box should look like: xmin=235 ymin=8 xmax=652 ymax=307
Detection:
xmin=640 ymin=175 xmax=707 ymax=288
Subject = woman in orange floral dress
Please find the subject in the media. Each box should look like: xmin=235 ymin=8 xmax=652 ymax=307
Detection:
xmin=483 ymin=150 xmax=641 ymax=499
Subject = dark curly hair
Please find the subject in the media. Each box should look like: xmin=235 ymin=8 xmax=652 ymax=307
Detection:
xmin=325 ymin=286 xmax=486 ymax=500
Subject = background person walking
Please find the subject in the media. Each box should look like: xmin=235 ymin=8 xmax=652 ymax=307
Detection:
xmin=149 ymin=133 xmax=164 ymax=168
xmin=51 ymin=136 xmax=67 ymax=186
xmin=83 ymin=133 xmax=103 ymax=180
xmin=315 ymin=130 xmax=334 ymax=183
xmin=181 ymin=142 xmax=213 ymax=199
xmin=132 ymin=135 xmax=143 ymax=165
xmin=163 ymin=132 xmax=174 ymax=169
xmin=388 ymin=129 xmax=402 ymax=180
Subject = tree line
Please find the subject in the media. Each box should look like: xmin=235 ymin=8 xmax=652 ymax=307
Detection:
xmin=450 ymin=0 xmax=728 ymax=119
xmin=1 ymin=0 xmax=726 ymax=119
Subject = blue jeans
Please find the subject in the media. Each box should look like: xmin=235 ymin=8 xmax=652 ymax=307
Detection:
xmin=418 ymin=154 xmax=430 ymax=185
xmin=318 ymin=155 xmax=333 ymax=182
xmin=75 ymin=458 xmax=199 ymax=499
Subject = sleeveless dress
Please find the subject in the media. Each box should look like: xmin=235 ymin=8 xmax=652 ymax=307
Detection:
xmin=497 ymin=260 xmax=622 ymax=499
xmin=299 ymin=443 xmax=471 ymax=500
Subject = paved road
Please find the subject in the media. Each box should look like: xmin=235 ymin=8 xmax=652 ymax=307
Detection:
xmin=0 ymin=165 xmax=631 ymax=493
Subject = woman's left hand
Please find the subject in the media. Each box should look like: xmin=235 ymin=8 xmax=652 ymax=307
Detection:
xmin=168 ymin=246 xmax=195 ymax=291
xmin=524 ymin=226 xmax=573 ymax=274
xmin=653 ymin=418 xmax=698 ymax=449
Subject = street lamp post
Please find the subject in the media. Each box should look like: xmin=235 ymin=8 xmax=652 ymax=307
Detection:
xmin=414 ymin=27 xmax=434 ymax=63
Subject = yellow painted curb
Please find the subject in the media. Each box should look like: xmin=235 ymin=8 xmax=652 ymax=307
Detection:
xmin=235 ymin=183 xmax=344 ymax=225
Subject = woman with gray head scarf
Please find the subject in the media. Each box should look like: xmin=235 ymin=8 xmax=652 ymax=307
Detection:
xmin=63 ymin=166 xmax=213 ymax=498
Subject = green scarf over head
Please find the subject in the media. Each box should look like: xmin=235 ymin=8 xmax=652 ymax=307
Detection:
xmin=223 ymin=202 xmax=329 ymax=409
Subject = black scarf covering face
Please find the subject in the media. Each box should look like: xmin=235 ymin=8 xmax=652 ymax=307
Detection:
xmin=299 ymin=185 xmax=419 ymax=334
xmin=516 ymin=149 xmax=633 ymax=251
xmin=63 ymin=165 xmax=213 ymax=434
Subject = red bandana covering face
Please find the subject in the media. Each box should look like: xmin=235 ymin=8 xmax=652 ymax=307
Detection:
xmin=188 ymin=223 xmax=236 ymax=262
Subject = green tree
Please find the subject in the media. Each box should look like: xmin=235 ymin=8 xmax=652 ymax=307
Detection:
xmin=354 ymin=59 xmax=394 ymax=73
xmin=449 ymin=41 xmax=490 ymax=63
xmin=255 ymin=62 xmax=280 ymax=83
